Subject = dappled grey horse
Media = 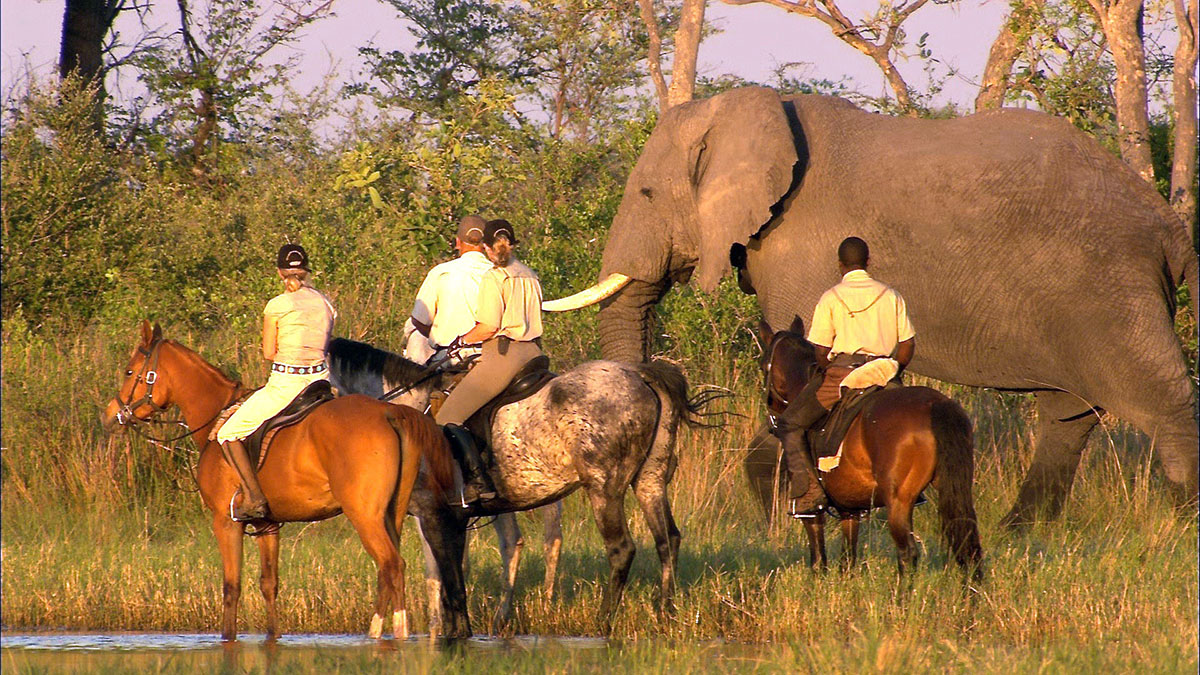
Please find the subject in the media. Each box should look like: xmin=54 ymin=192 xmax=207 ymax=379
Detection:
xmin=327 ymin=338 xmax=717 ymax=636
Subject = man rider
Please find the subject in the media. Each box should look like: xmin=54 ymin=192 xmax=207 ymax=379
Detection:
xmin=404 ymin=214 xmax=494 ymax=365
xmin=774 ymin=236 xmax=916 ymax=518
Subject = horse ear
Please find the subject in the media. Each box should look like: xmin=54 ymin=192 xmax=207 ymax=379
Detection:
xmin=152 ymin=322 xmax=163 ymax=342
xmin=756 ymin=319 xmax=774 ymax=346
xmin=788 ymin=315 xmax=806 ymax=335
xmin=140 ymin=319 xmax=154 ymax=346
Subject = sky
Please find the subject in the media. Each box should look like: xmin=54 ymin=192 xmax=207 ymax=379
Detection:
xmin=1 ymin=0 xmax=1011 ymax=114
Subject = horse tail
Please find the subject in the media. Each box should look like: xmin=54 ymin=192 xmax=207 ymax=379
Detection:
xmin=387 ymin=405 xmax=454 ymax=501
xmin=635 ymin=360 xmax=732 ymax=431
xmin=931 ymin=397 xmax=984 ymax=581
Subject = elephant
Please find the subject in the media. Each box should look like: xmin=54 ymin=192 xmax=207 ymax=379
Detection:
xmin=545 ymin=86 xmax=1198 ymax=525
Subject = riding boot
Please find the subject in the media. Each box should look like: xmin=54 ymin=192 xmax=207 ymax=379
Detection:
xmin=442 ymin=424 xmax=498 ymax=504
xmin=220 ymin=440 xmax=270 ymax=521
xmin=773 ymin=382 xmax=830 ymax=518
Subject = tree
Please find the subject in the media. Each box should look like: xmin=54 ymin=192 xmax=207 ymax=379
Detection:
xmin=58 ymin=0 xmax=132 ymax=130
xmin=637 ymin=0 xmax=706 ymax=110
xmin=977 ymin=0 xmax=1044 ymax=110
xmin=721 ymin=0 xmax=935 ymax=112
xmin=1169 ymin=0 xmax=1198 ymax=232
xmin=1083 ymin=0 xmax=1156 ymax=183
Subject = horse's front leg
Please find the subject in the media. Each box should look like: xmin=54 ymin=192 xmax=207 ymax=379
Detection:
xmin=415 ymin=517 xmax=443 ymax=638
xmin=840 ymin=515 xmax=862 ymax=571
xmin=802 ymin=513 xmax=827 ymax=571
xmin=256 ymin=530 xmax=281 ymax=639
xmin=213 ymin=514 xmax=246 ymax=641
xmin=491 ymin=512 xmax=524 ymax=634
xmin=419 ymin=506 xmax=471 ymax=638
xmin=542 ymin=501 xmax=563 ymax=600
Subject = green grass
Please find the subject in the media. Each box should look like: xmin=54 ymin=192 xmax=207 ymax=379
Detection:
xmin=2 ymin=303 xmax=1197 ymax=673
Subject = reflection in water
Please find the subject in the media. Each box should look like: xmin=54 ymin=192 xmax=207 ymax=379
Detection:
xmin=1 ymin=632 xmax=621 ymax=673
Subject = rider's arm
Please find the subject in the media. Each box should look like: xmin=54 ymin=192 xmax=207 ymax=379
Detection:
xmin=410 ymin=317 xmax=432 ymax=338
xmin=458 ymin=322 xmax=498 ymax=345
xmin=895 ymin=338 xmax=915 ymax=371
xmin=262 ymin=314 xmax=278 ymax=361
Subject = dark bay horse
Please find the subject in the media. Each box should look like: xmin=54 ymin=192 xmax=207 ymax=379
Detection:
xmin=328 ymin=338 xmax=719 ymax=635
xmin=102 ymin=321 xmax=454 ymax=640
xmin=759 ymin=318 xmax=983 ymax=580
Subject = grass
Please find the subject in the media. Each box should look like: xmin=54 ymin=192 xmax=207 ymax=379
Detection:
xmin=2 ymin=311 xmax=1197 ymax=673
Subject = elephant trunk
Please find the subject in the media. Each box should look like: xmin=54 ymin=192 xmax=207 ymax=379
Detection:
xmin=598 ymin=278 xmax=670 ymax=363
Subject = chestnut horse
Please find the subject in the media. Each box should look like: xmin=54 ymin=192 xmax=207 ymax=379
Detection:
xmin=102 ymin=321 xmax=454 ymax=640
xmin=759 ymin=318 xmax=983 ymax=580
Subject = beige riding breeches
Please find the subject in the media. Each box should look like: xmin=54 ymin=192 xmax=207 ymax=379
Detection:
xmin=435 ymin=338 xmax=543 ymax=426
xmin=215 ymin=367 xmax=329 ymax=443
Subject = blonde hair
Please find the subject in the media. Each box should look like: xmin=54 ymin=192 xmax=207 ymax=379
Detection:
xmin=485 ymin=238 xmax=513 ymax=267
xmin=280 ymin=267 xmax=311 ymax=292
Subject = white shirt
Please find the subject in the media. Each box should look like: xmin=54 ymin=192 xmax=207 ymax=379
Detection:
xmin=808 ymin=269 xmax=915 ymax=358
xmin=411 ymin=251 xmax=494 ymax=347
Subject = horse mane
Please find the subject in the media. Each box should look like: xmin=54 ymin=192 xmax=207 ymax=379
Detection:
xmin=327 ymin=337 xmax=430 ymax=397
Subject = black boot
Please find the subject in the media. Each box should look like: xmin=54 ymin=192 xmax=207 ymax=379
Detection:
xmin=442 ymin=424 xmax=498 ymax=504
xmin=773 ymin=383 xmax=830 ymax=518
xmin=220 ymin=440 xmax=270 ymax=521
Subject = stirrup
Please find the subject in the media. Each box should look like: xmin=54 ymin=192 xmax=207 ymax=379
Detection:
xmin=229 ymin=488 xmax=269 ymax=523
xmin=788 ymin=496 xmax=825 ymax=520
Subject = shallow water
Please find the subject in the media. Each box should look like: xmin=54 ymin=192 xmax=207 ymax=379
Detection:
xmin=2 ymin=632 xmax=734 ymax=673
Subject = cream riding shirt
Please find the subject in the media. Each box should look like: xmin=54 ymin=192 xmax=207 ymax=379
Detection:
xmin=476 ymin=258 xmax=543 ymax=342
xmin=264 ymin=286 xmax=336 ymax=365
xmin=412 ymin=251 xmax=494 ymax=347
xmin=808 ymin=269 xmax=915 ymax=358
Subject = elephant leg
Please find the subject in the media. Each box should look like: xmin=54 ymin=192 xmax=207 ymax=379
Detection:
xmin=490 ymin=512 xmax=524 ymax=634
xmin=744 ymin=424 xmax=786 ymax=526
xmin=1001 ymin=391 xmax=1100 ymax=528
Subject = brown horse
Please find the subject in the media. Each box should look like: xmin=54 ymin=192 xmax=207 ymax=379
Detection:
xmin=758 ymin=318 xmax=983 ymax=580
xmin=102 ymin=320 xmax=454 ymax=640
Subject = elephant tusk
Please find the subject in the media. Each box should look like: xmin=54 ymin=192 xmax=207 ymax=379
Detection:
xmin=542 ymin=273 xmax=632 ymax=312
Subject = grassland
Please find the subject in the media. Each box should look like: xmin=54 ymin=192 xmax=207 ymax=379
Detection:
xmin=2 ymin=308 xmax=1196 ymax=673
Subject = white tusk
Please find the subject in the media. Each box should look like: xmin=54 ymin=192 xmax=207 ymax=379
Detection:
xmin=542 ymin=273 xmax=632 ymax=312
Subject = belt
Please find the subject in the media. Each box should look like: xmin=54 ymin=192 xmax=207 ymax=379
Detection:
xmin=272 ymin=362 xmax=327 ymax=375
xmin=829 ymin=353 xmax=886 ymax=367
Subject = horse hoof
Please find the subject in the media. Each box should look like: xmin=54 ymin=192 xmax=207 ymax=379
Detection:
xmin=369 ymin=613 xmax=384 ymax=639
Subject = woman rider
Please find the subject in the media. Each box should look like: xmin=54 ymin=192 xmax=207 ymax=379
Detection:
xmin=436 ymin=219 xmax=543 ymax=503
xmin=216 ymin=244 xmax=336 ymax=521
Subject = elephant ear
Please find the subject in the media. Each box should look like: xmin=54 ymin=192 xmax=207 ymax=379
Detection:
xmin=689 ymin=87 xmax=798 ymax=292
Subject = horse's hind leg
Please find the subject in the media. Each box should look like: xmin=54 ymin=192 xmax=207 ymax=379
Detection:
xmin=802 ymin=513 xmax=828 ymax=571
xmin=542 ymin=501 xmax=563 ymax=600
xmin=587 ymin=487 xmax=636 ymax=634
xmin=632 ymin=471 xmax=681 ymax=616
xmin=255 ymin=531 xmax=281 ymax=639
xmin=415 ymin=517 xmax=444 ymax=637
xmin=887 ymin=499 xmax=919 ymax=579
xmin=491 ymin=512 xmax=525 ymax=634
xmin=839 ymin=515 xmax=862 ymax=571
xmin=343 ymin=505 xmax=403 ymax=639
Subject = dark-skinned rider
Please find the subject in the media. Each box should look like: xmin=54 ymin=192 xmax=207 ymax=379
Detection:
xmin=774 ymin=236 xmax=916 ymax=518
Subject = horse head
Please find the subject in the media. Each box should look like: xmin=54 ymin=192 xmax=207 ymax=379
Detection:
xmin=103 ymin=319 xmax=173 ymax=430
xmin=757 ymin=315 xmax=818 ymax=417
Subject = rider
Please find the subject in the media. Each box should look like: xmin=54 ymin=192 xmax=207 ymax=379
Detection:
xmin=774 ymin=236 xmax=915 ymax=519
xmin=215 ymin=244 xmax=336 ymax=521
xmin=435 ymin=218 xmax=544 ymax=504
xmin=405 ymin=214 xmax=494 ymax=365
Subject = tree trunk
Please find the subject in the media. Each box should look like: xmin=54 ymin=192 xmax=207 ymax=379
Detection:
xmin=1091 ymin=0 xmax=1156 ymax=184
xmin=59 ymin=0 xmax=119 ymax=131
xmin=666 ymin=0 xmax=706 ymax=108
xmin=976 ymin=0 xmax=1043 ymax=111
xmin=191 ymin=87 xmax=217 ymax=173
xmin=1170 ymin=0 xmax=1199 ymax=237
xmin=636 ymin=0 xmax=670 ymax=111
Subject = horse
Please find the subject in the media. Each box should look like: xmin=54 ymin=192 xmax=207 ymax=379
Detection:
xmin=102 ymin=320 xmax=455 ymax=641
xmin=327 ymin=337 xmax=721 ymax=635
xmin=758 ymin=317 xmax=983 ymax=580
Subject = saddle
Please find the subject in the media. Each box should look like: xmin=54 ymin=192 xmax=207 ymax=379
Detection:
xmin=807 ymin=380 xmax=901 ymax=470
xmin=210 ymin=380 xmax=335 ymax=469
xmin=463 ymin=355 xmax=556 ymax=456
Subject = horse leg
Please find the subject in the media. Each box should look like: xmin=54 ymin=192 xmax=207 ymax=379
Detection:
xmin=491 ymin=512 xmax=524 ymax=634
xmin=632 ymin=470 xmax=681 ymax=617
xmin=213 ymin=515 xmax=246 ymax=641
xmin=840 ymin=516 xmax=861 ymax=572
xmin=587 ymin=488 xmax=635 ymax=634
xmin=802 ymin=513 xmax=827 ymax=571
xmin=255 ymin=531 xmax=281 ymax=639
xmin=887 ymin=499 xmax=919 ymax=579
xmin=342 ymin=505 xmax=402 ymax=639
xmin=542 ymin=501 xmax=563 ymax=600
xmin=414 ymin=517 xmax=443 ymax=638
xmin=419 ymin=506 xmax=471 ymax=638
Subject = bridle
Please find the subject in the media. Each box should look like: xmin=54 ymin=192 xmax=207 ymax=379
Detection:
xmin=112 ymin=337 xmax=236 ymax=445
xmin=378 ymin=351 xmax=478 ymax=404
xmin=762 ymin=331 xmax=818 ymax=430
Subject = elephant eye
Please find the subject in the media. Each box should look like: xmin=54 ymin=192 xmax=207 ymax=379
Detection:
xmin=640 ymin=187 xmax=654 ymax=201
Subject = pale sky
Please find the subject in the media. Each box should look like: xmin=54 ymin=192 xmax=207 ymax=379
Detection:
xmin=1 ymin=0 xmax=1011 ymax=114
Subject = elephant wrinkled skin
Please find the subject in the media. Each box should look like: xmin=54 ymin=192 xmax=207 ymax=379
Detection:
xmin=588 ymin=87 xmax=1198 ymax=525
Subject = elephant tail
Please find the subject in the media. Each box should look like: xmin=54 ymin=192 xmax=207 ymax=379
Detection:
xmin=931 ymin=397 xmax=984 ymax=582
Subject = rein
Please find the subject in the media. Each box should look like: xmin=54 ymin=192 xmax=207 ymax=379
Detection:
xmin=378 ymin=350 xmax=477 ymax=402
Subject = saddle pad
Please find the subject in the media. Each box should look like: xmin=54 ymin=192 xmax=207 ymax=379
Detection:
xmin=841 ymin=358 xmax=899 ymax=390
